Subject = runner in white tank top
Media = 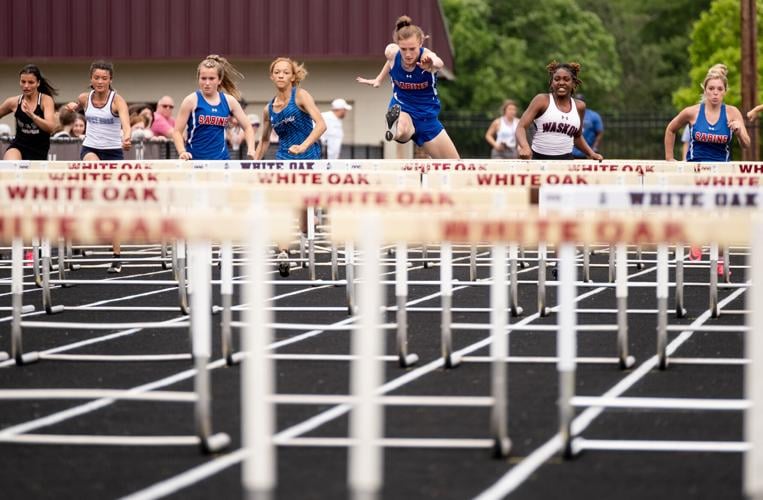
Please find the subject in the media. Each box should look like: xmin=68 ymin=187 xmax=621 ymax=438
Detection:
xmin=485 ymin=99 xmax=519 ymax=159
xmin=515 ymin=61 xmax=603 ymax=161
xmin=82 ymin=89 xmax=123 ymax=150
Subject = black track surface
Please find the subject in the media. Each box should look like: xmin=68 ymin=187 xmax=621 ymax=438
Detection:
xmin=0 ymin=246 xmax=747 ymax=499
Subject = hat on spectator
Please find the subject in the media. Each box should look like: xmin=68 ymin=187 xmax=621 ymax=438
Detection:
xmin=331 ymin=98 xmax=353 ymax=110
xmin=248 ymin=114 xmax=260 ymax=125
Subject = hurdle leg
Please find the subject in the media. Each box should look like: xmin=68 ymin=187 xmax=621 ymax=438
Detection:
xmin=615 ymin=245 xmax=635 ymax=369
xmin=331 ymin=243 xmax=339 ymax=284
xmin=656 ymin=244 xmax=669 ymax=370
xmin=519 ymin=246 xmax=528 ymax=269
xmin=635 ymin=246 xmax=644 ymax=270
xmin=469 ymin=245 xmax=477 ymax=282
xmin=175 ymin=240 xmax=190 ymax=315
xmin=509 ymin=244 xmax=523 ymax=317
xmin=607 ymin=245 xmax=615 ymax=283
xmin=161 ymin=240 xmax=171 ymax=269
xmin=490 ymin=243 xmax=511 ymax=457
xmin=582 ymin=244 xmax=591 ymax=282
xmin=57 ymin=238 xmax=71 ymax=287
xmin=557 ymin=243 xmax=577 ymax=458
xmin=441 ymin=242 xmax=460 ymax=368
xmin=242 ymin=217 xmax=276 ymax=500
xmin=307 ymin=207 xmax=316 ymax=281
xmin=349 ymin=214 xmax=384 ymax=500
xmin=11 ymin=239 xmax=35 ymax=365
xmin=345 ymin=242 xmax=356 ymax=315
xmin=709 ymin=243 xmax=720 ymax=318
xmin=422 ymin=244 xmax=430 ymax=268
xmin=674 ymin=244 xmax=687 ymax=318
xmin=41 ymin=240 xmax=64 ymax=315
xmin=299 ymin=233 xmax=307 ymax=269
xmin=395 ymin=243 xmax=418 ymax=368
xmin=537 ymin=243 xmax=549 ymax=316
xmin=722 ymin=246 xmax=731 ymax=284
xmin=32 ymin=238 xmax=42 ymax=288
xmin=220 ymin=241 xmax=237 ymax=366
xmin=190 ymin=241 xmax=230 ymax=454
xmin=746 ymin=222 xmax=763 ymax=500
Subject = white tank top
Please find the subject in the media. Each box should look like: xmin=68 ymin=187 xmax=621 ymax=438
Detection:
xmin=531 ymin=94 xmax=580 ymax=156
xmin=83 ymin=90 xmax=123 ymax=149
xmin=495 ymin=117 xmax=518 ymax=149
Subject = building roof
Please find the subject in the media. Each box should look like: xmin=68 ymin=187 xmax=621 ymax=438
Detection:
xmin=1 ymin=0 xmax=453 ymax=72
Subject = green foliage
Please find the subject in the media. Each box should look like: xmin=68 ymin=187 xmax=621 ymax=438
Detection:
xmin=438 ymin=0 xmax=620 ymax=115
xmin=673 ymin=0 xmax=763 ymax=110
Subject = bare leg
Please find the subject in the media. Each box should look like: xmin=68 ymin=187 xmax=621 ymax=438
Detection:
xmin=422 ymin=129 xmax=460 ymax=159
xmin=3 ymin=148 xmax=22 ymax=160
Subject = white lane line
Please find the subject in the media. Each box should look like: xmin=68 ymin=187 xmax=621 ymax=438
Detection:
xmin=474 ymin=283 xmax=748 ymax=500
xmin=120 ymin=262 xmax=658 ymax=500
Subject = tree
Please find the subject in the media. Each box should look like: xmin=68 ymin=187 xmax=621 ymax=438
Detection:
xmin=673 ymin=0 xmax=763 ymax=110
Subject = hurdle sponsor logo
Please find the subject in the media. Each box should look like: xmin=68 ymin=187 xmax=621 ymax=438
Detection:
xmin=4 ymin=184 xmax=158 ymax=202
xmin=737 ymin=164 xmax=763 ymax=174
xmin=476 ymin=173 xmax=587 ymax=186
xmin=439 ymin=218 xmax=687 ymax=245
xmin=694 ymin=175 xmax=759 ymax=186
xmin=402 ymin=161 xmax=487 ymax=172
xmin=568 ymin=162 xmax=654 ymax=174
xmin=65 ymin=162 xmax=154 ymax=170
xmin=252 ymin=172 xmax=370 ymax=185
xmin=299 ymin=190 xmax=454 ymax=208
xmin=240 ymin=161 xmax=315 ymax=170
xmin=46 ymin=171 xmax=159 ymax=182
xmin=628 ymin=190 xmax=759 ymax=208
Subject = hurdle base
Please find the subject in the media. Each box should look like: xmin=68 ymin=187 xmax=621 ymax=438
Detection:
xmin=675 ymin=307 xmax=688 ymax=318
xmin=511 ymin=306 xmax=524 ymax=317
xmin=70 ymin=264 xmax=81 ymax=271
xmin=399 ymin=353 xmax=419 ymax=368
xmin=244 ymin=488 xmax=273 ymax=500
xmin=0 ymin=352 xmax=9 ymax=362
xmin=444 ymin=354 xmax=462 ymax=369
xmin=21 ymin=305 xmax=35 ymax=313
xmin=201 ymin=432 xmax=231 ymax=454
xmin=620 ymin=355 xmax=636 ymax=370
xmin=45 ymin=305 xmax=65 ymax=315
xmin=492 ymin=437 xmax=512 ymax=458
xmin=16 ymin=351 xmax=40 ymax=366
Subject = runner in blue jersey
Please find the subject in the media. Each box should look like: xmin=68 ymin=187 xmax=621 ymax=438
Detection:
xmin=357 ymin=16 xmax=459 ymax=159
xmin=255 ymin=57 xmax=326 ymax=161
xmin=173 ymin=55 xmax=255 ymax=161
xmin=255 ymin=57 xmax=326 ymax=277
xmin=664 ymin=63 xmax=750 ymax=274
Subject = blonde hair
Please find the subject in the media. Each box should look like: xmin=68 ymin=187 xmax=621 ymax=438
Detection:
xmin=393 ymin=15 xmax=427 ymax=44
xmin=268 ymin=57 xmax=308 ymax=85
xmin=702 ymin=63 xmax=728 ymax=91
xmin=197 ymin=54 xmax=244 ymax=99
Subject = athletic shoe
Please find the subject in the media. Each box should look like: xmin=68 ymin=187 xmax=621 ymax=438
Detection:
xmin=108 ymin=256 xmax=122 ymax=274
xmin=384 ymin=104 xmax=400 ymax=142
xmin=277 ymin=250 xmax=290 ymax=278
xmin=688 ymin=246 xmax=702 ymax=261
xmin=23 ymin=250 xmax=33 ymax=268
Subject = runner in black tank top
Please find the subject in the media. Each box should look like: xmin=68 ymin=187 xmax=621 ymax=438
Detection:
xmin=10 ymin=94 xmax=50 ymax=160
xmin=0 ymin=65 xmax=58 ymax=161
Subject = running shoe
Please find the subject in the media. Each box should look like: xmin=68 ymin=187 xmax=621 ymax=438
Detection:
xmin=688 ymin=246 xmax=702 ymax=261
xmin=108 ymin=255 xmax=122 ymax=274
xmin=277 ymin=250 xmax=290 ymax=278
xmin=384 ymin=104 xmax=400 ymax=142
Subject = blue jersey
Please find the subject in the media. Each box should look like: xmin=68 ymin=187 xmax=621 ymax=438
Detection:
xmin=389 ymin=48 xmax=440 ymax=120
xmin=687 ymin=102 xmax=732 ymax=162
xmin=186 ymin=90 xmax=231 ymax=160
xmin=268 ymin=87 xmax=321 ymax=160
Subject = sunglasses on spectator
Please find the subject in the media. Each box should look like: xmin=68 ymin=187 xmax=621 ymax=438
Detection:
xmin=161 ymin=104 xmax=174 ymax=109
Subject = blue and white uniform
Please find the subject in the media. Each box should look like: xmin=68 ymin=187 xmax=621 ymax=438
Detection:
xmin=686 ymin=102 xmax=732 ymax=162
xmin=185 ymin=90 xmax=231 ymax=160
xmin=268 ymin=87 xmax=320 ymax=160
xmin=389 ymin=48 xmax=443 ymax=146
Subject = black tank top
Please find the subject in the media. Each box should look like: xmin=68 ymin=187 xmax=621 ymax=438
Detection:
xmin=11 ymin=94 xmax=50 ymax=160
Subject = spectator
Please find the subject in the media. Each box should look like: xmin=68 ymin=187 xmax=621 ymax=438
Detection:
xmin=130 ymin=113 xmax=154 ymax=141
xmin=53 ymin=109 xmax=86 ymax=138
xmin=321 ymin=98 xmax=352 ymax=159
xmin=151 ymin=95 xmax=176 ymax=139
xmin=485 ymin=99 xmax=520 ymax=159
xmin=226 ymin=115 xmax=245 ymax=152
xmin=571 ymin=93 xmax=604 ymax=159
xmin=680 ymin=125 xmax=691 ymax=160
